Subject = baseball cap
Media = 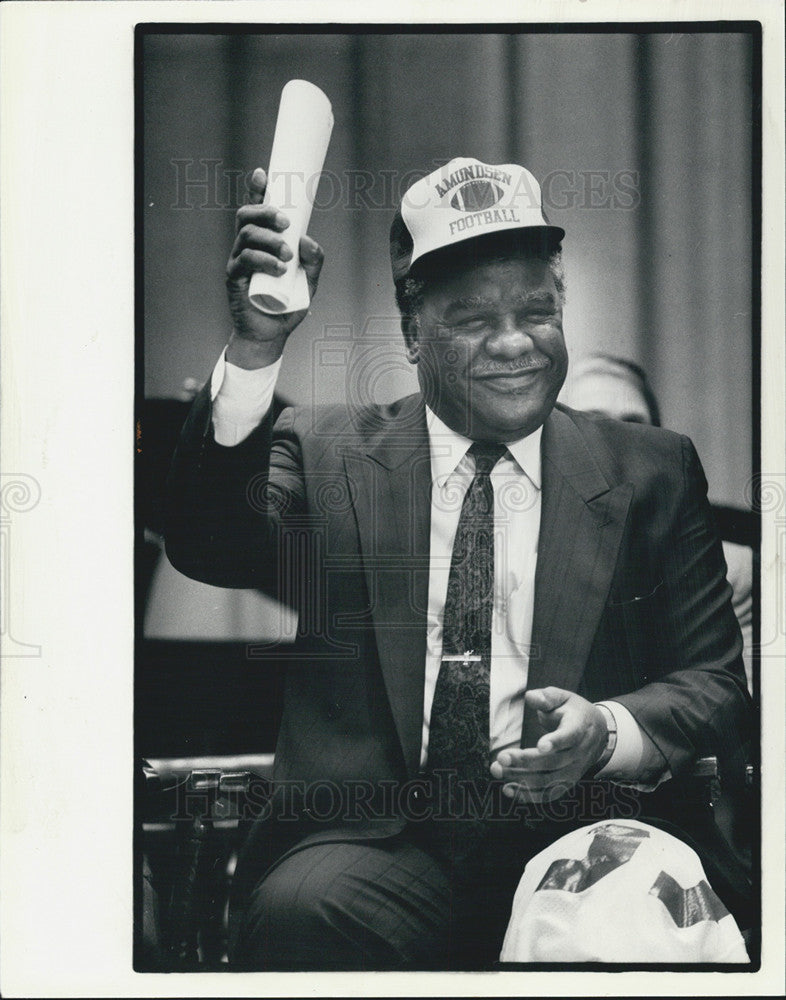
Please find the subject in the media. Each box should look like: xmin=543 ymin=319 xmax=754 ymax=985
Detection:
xmin=390 ymin=156 xmax=564 ymax=283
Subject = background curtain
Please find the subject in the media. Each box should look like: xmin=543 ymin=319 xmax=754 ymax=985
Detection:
xmin=142 ymin=29 xmax=755 ymax=508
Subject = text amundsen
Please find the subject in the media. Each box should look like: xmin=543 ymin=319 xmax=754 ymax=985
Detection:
xmin=435 ymin=163 xmax=513 ymax=198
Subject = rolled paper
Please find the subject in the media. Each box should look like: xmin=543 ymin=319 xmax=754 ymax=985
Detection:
xmin=248 ymin=80 xmax=334 ymax=315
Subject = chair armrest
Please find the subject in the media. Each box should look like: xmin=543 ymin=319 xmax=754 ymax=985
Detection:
xmin=144 ymin=753 xmax=275 ymax=789
xmin=689 ymin=755 xmax=718 ymax=779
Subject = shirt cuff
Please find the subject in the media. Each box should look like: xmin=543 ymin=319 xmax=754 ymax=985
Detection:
xmin=594 ymin=700 xmax=671 ymax=789
xmin=210 ymin=347 xmax=282 ymax=446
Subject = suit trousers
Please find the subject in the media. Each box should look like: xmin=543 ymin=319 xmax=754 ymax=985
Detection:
xmin=233 ymin=818 xmax=544 ymax=971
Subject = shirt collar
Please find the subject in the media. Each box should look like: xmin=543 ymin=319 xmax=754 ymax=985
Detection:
xmin=425 ymin=405 xmax=542 ymax=490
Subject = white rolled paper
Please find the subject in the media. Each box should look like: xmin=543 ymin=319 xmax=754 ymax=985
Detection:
xmin=248 ymin=80 xmax=334 ymax=315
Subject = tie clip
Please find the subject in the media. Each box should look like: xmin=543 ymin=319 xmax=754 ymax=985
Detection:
xmin=442 ymin=651 xmax=481 ymax=663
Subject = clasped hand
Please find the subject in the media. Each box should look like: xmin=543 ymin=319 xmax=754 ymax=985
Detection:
xmin=489 ymin=687 xmax=608 ymax=804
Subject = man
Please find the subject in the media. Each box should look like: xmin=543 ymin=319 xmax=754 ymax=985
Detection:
xmin=165 ymin=157 xmax=753 ymax=969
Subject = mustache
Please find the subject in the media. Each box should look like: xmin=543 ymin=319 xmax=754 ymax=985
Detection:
xmin=471 ymin=359 xmax=550 ymax=377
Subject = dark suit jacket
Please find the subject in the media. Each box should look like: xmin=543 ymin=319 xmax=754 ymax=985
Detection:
xmin=165 ymin=386 xmax=754 ymax=946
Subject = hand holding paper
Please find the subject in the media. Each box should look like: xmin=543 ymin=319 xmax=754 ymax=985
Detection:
xmin=225 ymin=170 xmax=325 ymax=368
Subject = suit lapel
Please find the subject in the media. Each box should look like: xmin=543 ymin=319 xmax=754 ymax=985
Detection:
xmin=522 ymin=408 xmax=633 ymax=747
xmin=345 ymin=395 xmax=431 ymax=778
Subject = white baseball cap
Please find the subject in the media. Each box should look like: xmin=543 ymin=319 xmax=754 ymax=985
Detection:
xmin=390 ymin=156 xmax=564 ymax=282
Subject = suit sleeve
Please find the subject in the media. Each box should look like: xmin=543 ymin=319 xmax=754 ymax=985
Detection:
xmin=164 ymin=380 xmax=304 ymax=598
xmin=611 ymin=435 xmax=754 ymax=779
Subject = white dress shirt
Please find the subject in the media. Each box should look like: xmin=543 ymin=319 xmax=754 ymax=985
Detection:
xmin=423 ymin=407 xmax=542 ymax=765
xmin=209 ymin=348 xmax=666 ymax=783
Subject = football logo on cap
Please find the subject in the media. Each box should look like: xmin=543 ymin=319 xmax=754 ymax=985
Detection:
xmin=450 ymin=179 xmax=505 ymax=212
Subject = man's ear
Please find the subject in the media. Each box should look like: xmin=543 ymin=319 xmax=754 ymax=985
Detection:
xmin=401 ymin=317 xmax=420 ymax=364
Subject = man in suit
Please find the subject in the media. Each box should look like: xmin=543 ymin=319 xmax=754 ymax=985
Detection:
xmin=165 ymin=157 xmax=753 ymax=969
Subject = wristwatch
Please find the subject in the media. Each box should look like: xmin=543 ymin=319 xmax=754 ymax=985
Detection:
xmin=592 ymin=702 xmax=618 ymax=774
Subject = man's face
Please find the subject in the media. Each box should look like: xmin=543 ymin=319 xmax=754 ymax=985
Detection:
xmin=411 ymin=254 xmax=568 ymax=442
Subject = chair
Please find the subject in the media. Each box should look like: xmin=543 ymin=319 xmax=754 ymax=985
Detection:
xmin=139 ymin=752 xmax=756 ymax=970
xmin=140 ymin=753 xmax=275 ymax=969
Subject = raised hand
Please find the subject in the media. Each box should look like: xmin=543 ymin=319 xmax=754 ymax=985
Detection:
xmin=225 ymin=167 xmax=324 ymax=368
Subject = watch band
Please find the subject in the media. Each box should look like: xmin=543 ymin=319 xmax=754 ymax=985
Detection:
xmin=592 ymin=702 xmax=618 ymax=774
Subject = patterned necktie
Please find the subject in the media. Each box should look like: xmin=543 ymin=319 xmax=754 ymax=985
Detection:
xmin=426 ymin=441 xmax=506 ymax=864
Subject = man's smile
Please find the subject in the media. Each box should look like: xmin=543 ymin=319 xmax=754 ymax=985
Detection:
xmin=471 ymin=360 xmax=551 ymax=385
